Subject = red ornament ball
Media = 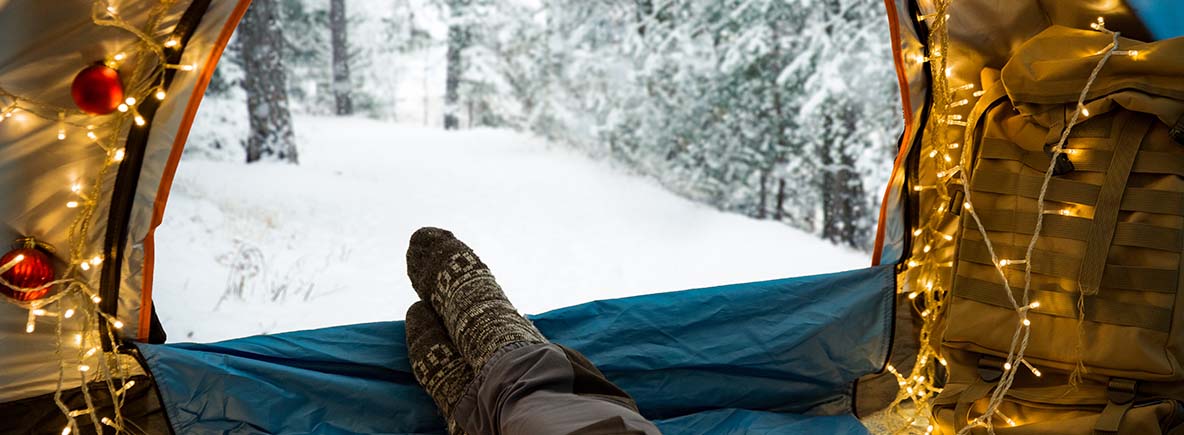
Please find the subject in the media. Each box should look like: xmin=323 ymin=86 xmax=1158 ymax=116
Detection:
xmin=1 ymin=246 xmax=55 ymax=302
xmin=71 ymin=64 xmax=125 ymax=115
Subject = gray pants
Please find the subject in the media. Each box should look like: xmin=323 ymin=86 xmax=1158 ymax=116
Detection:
xmin=453 ymin=342 xmax=662 ymax=435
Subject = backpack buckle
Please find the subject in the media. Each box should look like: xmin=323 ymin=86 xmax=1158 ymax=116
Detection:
xmin=976 ymin=357 xmax=1004 ymax=382
xmin=1107 ymin=378 xmax=1137 ymax=404
xmin=1171 ymin=115 xmax=1184 ymax=145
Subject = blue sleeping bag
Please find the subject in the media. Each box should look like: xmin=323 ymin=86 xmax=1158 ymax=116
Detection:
xmin=136 ymin=265 xmax=894 ymax=434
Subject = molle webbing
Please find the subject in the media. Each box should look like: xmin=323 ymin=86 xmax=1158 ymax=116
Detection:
xmin=980 ymin=138 xmax=1184 ymax=177
xmin=953 ymin=276 xmax=1173 ymax=331
xmin=954 ymin=110 xmax=1178 ymax=333
xmin=971 ymin=171 xmax=1184 ymax=216
xmin=966 ymin=210 xmax=1182 ymax=252
xmin=957 ymin=239 xmax=1179 ymax=293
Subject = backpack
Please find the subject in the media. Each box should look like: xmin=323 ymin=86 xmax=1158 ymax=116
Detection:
xmin=932 ymin=26 xmax=1184 ymax=434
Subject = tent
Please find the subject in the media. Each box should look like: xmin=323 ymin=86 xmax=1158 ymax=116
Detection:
xmin=0 ymin=0 xmax=1180 ymax=433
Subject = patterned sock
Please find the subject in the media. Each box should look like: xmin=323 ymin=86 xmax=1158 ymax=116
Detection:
xmin=405 ymin=301 xmax=473 ymax=435
xmin=406 ymin=227 xmax=546 ymax=369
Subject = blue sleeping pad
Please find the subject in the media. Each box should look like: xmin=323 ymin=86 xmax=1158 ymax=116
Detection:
xmin=137 ymin=265 xmax=894 ymax=434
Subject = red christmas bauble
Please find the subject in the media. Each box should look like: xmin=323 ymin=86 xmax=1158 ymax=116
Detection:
xmin=0 ymin=245 xmax=55 ymax=302
xmin=71 ymin=64 xmax=125 ymax=115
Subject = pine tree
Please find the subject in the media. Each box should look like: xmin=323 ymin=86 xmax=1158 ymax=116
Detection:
xmin=240 ymin=0 xmax=299 ymax=164
xmin=329 ymin=0 xmax=352 ymax=115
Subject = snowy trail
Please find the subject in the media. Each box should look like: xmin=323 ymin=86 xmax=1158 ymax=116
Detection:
xmin=154 ymin=116 xmax=869 ymax=342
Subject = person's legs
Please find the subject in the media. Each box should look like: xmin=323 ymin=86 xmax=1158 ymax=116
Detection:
xmin=405 ymin=301 xmax=474 ymax=435
xmin=453 ymin=342 xmax=660 ymax=435
xmin=405 ymin=227 xmax=661 ymax=435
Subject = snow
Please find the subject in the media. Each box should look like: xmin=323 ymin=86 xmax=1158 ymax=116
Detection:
xmin=153 ymin=116 xmax=870 ymax=342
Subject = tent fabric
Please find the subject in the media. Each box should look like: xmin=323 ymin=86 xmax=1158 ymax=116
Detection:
xmin=0 ymin=0 xmax=247 ymax=403
xmin=136 ymin=265 xmax=894 ymax=434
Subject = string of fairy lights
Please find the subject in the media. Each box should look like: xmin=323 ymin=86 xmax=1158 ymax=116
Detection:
xmin=0 ymin=1 xmax=196 ymax=433
xmin=883 ymin=2 xmax=1138 ymax=433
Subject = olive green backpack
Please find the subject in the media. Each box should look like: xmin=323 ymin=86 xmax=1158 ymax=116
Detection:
xmin=933 ymin=27 xmax=1184 ymax=434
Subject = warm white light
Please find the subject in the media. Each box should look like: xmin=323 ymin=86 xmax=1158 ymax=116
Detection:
xmin=66 ymin=201 xmax=79 ymax=208
xmin=84 ymin=347 xmax=98 ymax=358
xmin=112 ymin=320 xmax=124 ymax=329
xmin=1080 ymin=107 xmax=1090 ymax=117
xmin=64 ymin=309 xmax=75 ymax=318
xmin=113 ymin=52 xmax=125 ymax=61
xmin=62 ymin=427 xmax=71 ymax=435
xmin=71 ymin=182 xmax=82 ymax=193
xmin=113 ymin=148 xmax=125 ymax=162
xmin=180 ymin=64 xmax=196 ymax=71
xmin=32 ymin=309 xmax=47 ymax=316
xmin=1022 ymin=318 xmax=1031 ymax=326
xmin=1003 ymin=362 xmax=1013 ymax=370
xmin=1029 ymin=301 xmax=1041 ymax=309
xmin=117 ymin=104 xmax=129 ymax=113
xmin=91 ymin=295 xmax=102 ymax=303
xmin=57 ymin=130 xmax=66 ymax=140
xmin=164 ymin=39 xmax=179 ymax=48
xmin=90 ymin=256 xmax=103 ymax=265
xmin=125 ymin=97 xmax=136 ymax=106
xmin=155 ymin=89 xmax=167 ymax=100
xmin=134 ymin=115 xmax=146 ymax=126
xmin=87 ymin=131 xmax=98 ymax=140
xmin=80 ymin=262 xmax=90 ymax=271
xmin=12 ymin=254 xmax=24 ymax=263
xmin=79 ymin=364 xmax=90 ymax=372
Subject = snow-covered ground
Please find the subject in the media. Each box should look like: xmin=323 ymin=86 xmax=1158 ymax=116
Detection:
xmin=153 ymin=116 xmax=870 ymax=342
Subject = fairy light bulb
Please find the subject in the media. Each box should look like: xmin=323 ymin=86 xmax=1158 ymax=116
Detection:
xmin=134 ymin=115 xmax=146 ymax=126
xmin=58 ymin=129 xmax=66 ymax=140
xmin=80 ymin=262 xmax=90 ymax=271
xmin=112 ymin=148 xmax=125 ymax=162
xmin=78 ymin=364 xmax=90 ymax=372
xmin=116 ymin=103 xmax=128 ymax=112
xmin=112 ymin=320 xmax=124 ymax=329
xmin=71 ymin=182 xmax=82 ymax=193
xmin=155 ymin=88 xmax=167 ymax=100
xmin=66 ymin=201 xmax=79 ymax=208
xmin=164 ymin=38 xmax=179 ymax=48
xmin=64 ymin=309 xmax=75 ymax=319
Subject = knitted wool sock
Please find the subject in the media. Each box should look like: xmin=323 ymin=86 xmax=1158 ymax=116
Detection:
xmin=406 ymin=227 xmax=546 ymax=369
xmin=405 ymin=301 xmax=474 ymax=435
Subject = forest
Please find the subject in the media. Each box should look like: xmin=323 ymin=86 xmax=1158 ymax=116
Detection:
xmin=191 ymin=0 xmax=901 ymax=250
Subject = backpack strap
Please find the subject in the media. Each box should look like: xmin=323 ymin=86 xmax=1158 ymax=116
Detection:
xmin=1078 ymin=113 xmax=1154 ymax=295
xmin=1094 ymin=378 xmax=1137 ymax=434
xmin=954 ymin=356 xmax=1005 ymax=432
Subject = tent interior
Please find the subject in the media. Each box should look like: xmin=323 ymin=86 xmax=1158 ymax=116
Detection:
xmin=0 ymin=0 xmax=1181 ymax=434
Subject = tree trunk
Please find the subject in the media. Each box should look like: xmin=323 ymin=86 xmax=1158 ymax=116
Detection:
xmin=775 ymin=178 xmax=786 ymax=220
xmin=240 ymin=0 xmax=298 ymax=164
xmin=330 ymin=0 xmax=352 ymax=115
xmin=443 ymin=0 xmax=469 ymax=130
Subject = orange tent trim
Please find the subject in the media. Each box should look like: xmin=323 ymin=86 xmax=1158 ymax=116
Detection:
xmin=139 ymin=0 xmax=254 ymax=341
